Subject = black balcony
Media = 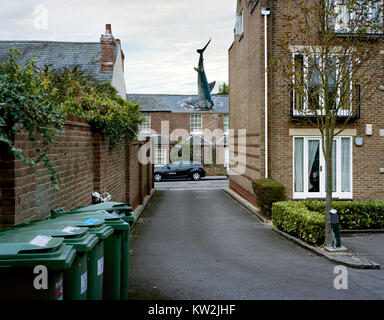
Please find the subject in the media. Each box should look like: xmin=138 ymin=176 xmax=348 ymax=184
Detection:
xmin=290 ymin=84 xmax=361 ymax=122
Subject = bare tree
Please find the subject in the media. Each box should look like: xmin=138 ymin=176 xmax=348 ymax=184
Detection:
xmin=274 ymin=0 xmax=384 ymax=246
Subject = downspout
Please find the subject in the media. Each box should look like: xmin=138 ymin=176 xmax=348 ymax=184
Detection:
xmin=261 ymin=7 xmax=271 ymax=179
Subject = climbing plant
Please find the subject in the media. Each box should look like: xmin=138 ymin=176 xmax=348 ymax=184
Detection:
xmin=0 ymin=49 xmax=65 ymax=188
xmin=47 ymin=67 xmax=144 ymax=148
xmin=0 ymin=49 xmax=143 ymax=189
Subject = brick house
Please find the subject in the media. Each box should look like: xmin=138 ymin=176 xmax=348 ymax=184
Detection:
xmin=0 ymin=24 xmax=126 ymax=98
xmin=0 ymin=25 xmax=156 ymax=227
xmin=127 ymin=94 xmax=229 ymax=173
xmin=229 ymin=0 xmax=384 ymax=205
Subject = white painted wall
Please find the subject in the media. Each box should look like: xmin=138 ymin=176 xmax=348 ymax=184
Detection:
xmin=111 ymin=44 xmax=127 ymax=99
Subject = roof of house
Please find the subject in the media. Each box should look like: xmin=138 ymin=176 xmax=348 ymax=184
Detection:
xmin=0 ymin=41 xmax=117 ymax=83
xmin=126 ymin=94 xmax=229 ymax=113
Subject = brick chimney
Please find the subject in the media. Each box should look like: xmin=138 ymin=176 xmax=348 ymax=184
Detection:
xmin=100 ymin=24 xmax=115 ymax=72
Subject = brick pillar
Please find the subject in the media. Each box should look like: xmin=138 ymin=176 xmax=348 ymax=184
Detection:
xmin=93 ymin=133 xmax=102 ymax=194
xmin=0 ymin=144 xmax=16 ymax=228
xmin=139 ymin=161 xmax=143 ymax=204
xmin=147 ymin=163 xmax=150 ymax=195
xmin=125 ymin=140 xmax=131 ymax=204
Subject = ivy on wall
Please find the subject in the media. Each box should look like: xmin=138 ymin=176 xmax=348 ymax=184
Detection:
xmin=0 ymin=49 xmax=144 ymax=189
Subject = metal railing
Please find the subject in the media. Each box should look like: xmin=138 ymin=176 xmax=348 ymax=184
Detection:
xmin=290 ymin=84 xmax=360 ymax=122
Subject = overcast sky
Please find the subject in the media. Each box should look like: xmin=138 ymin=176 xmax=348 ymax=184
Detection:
xmin=0 ymin=0 xmax=236 ymax=94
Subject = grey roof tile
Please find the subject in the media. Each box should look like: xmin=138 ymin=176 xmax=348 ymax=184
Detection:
xmin=0 ymin=41 xmax=114 ymax=83
xmin=126 ymin=94 xmax=228 ymax=113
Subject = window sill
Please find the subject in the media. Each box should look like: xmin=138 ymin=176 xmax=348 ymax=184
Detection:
xmin=334 ymin=32 xmax=384 ymax=38
xmin=293 ymin=195 xmax=353 ymax=201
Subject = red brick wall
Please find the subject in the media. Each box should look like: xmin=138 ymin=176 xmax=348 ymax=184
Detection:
xmin=0 ymin=117 xmax=153 ymax=228
xmin=229 ymin=0 xmax=384 ymax=202
xmin=127 ymin=143 xmax=141 ymax=210
xmin=143 ymin=111 xmax=227 ymax=135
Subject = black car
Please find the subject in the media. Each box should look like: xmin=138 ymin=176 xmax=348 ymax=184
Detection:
xmin=154 ymin=162 xmax=206 ymax=182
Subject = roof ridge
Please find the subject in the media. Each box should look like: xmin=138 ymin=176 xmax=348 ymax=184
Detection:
xmin=127 ymin=93 xmax=197 ymax=96
xmin=0 ymin=40 xmax=100 ymax=44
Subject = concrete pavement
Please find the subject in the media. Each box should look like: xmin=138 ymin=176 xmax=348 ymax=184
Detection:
xmin=129 ymin=189 xmax=384 ymax=300
xmin=154 ymin=177 xmax=228 ymax=190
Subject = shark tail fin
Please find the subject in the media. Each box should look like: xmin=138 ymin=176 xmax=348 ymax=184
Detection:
xmin=197 ymin=38 xmax=212 ymax=54
xmin=209 ymin=81 xmax=216 ymax=93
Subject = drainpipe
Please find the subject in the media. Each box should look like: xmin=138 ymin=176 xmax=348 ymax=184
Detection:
xmin=261 ymin=7 xmax=271 ymax=179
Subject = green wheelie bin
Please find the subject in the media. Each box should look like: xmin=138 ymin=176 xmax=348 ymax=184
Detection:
xmin=90 ymin=212 xmax=131 ymax=301
xmin=45 ymin=218 xmax=113 ymax=300
xmin=49 ymin=212 xmax=128 ymax=300
xmin=70 ymin=202 xmax=136 ymax=226
xmin=78 ymin=212 xmax=131 ymax=300
xmin=0 ymin=231 xmax=76 ymax=300
xmin=6 ymin=222 xmax=99 ymax=300
xmin=28 ymin=215 xmax=113 ymax=300
xmin=69 ymin=204 xmax=135 ymax=300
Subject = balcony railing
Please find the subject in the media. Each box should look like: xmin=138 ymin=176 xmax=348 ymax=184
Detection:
xmin=327 ymin=2 xmax=384 ymax=37
xmin=290 ymin=84 xmax=360 ymax=122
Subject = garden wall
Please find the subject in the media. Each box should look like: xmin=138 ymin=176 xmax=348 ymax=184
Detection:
xmin=0 ymin=117 xmax=154 ymax=228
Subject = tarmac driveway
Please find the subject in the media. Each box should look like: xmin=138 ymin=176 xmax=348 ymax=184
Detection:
xmin=154 ymin=177 xmax=228 ymax=190
xmin=128 ymin=189 xmax=384 ymax=300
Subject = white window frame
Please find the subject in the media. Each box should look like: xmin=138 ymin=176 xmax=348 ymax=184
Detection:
xmin=139 ymin=113 xmax=151 ymax=134
xmin=154 ymin=149 xmax=167 ymax=167
xmin=292 ymin=53 xmax=353 ymax=117
xmin=223 ymin=114 xmax=229 ymax=135
xmin=235 ymin=9 xmax=244 ymax=35
xmin=293 ymin=136 xmax=353 ymax=200
xmin=334 ymin=0 xmax=383 ymax=34
xmin=190 ymin=114 xmax=202 ymax=134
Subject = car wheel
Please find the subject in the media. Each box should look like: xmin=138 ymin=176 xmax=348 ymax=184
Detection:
xmin=154 ymin=173 xmax=162 ymax=182
xmin=192 ymin=172 xmax=201 ymax=181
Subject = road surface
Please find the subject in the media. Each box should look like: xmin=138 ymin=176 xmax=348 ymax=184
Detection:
xmin=129 ymin=189 xmax=384 ymax=299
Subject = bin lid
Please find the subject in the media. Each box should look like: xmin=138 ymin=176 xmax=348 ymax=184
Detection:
xmin=71 ymin=202 xmax=132 ymax=214
xmin=48 ymin=219 xmax=113 ymax=240
xmin=0 ymin=227 xmax=98 ymax=253
xmin=45 ymin=215 xmax=114 ymax=239
xmin=0 ymin=232 xmax=64 ymax=251
xmin=74 ymin=212 xmax=130 ymax=231
xmin=0 ymin=232 xmax=76 ymax=269
xmin=8 ymin=223 xmax=87 ymax=238
xmin=48 ymin=215 xmax=105 ymax=227
xmin=49 ymin=210 xmax=129 ymax=230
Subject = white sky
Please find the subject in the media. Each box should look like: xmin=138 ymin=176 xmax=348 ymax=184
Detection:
xmin=0 ymin=0 xmax=236 ymax=94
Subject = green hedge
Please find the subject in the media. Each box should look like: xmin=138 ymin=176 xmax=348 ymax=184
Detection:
xmin=252 ymin=178 xmax=286 ymax=217
xmin=302 ymin=200 xmax=384 ymax=230
xmin=272 ymin=201 xmax=325 ymax=245
xmin=272 ymin=200 xmax=384 ymax=245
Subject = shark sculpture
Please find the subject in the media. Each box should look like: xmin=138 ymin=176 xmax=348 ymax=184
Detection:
xmin=195 ymin=39 xmax=216 ymax=109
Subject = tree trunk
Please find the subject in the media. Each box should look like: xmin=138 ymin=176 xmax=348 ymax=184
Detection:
xmin=324 ymin=139 xmax=333 ymax=247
